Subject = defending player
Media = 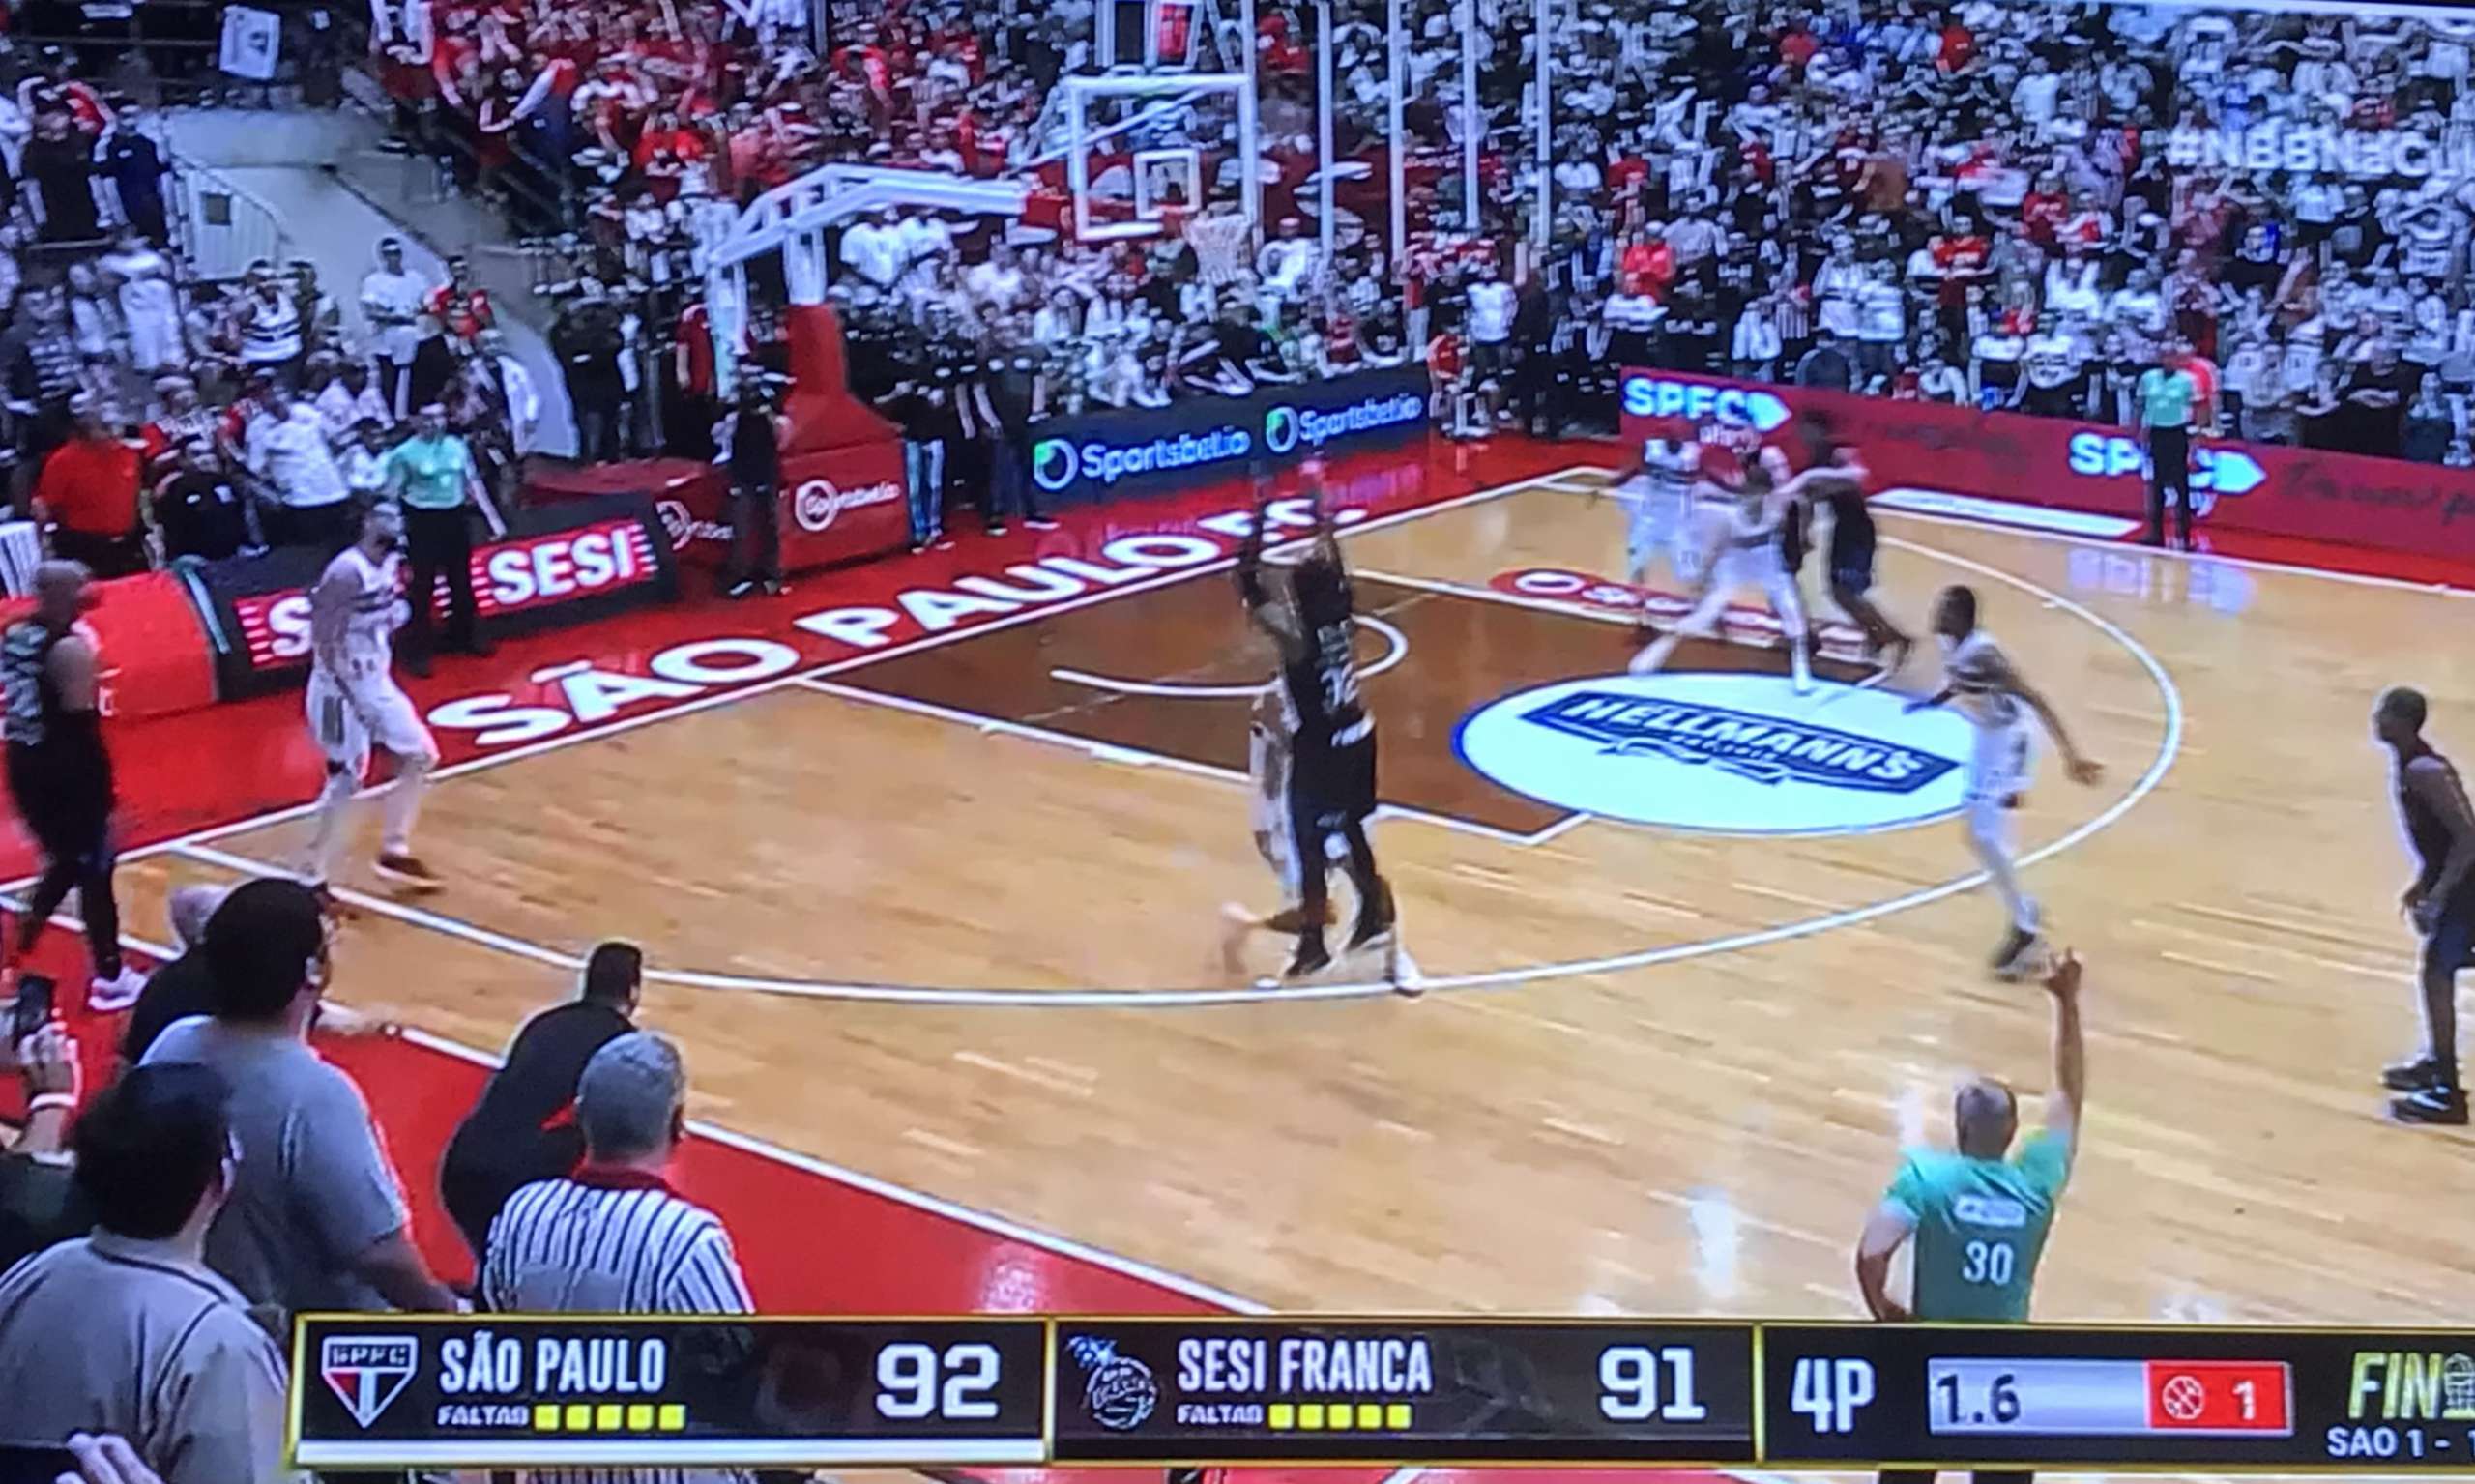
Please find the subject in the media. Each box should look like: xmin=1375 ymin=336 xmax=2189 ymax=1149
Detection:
xmin=1855 ymin=950 xmax=2085 ymax=1338
xmin=1235 ymin=468 xmax=1397 ymax=982
xmin=1907 ymin=586 xmax=2101 ymax=977
xmin=303 ymin=501 xmax=445 ymax=900
xmin=2373 ymin=686 xmax=2470 ymax=1124
xmin=1792 ymin=412 xmax=1911 ymax=673
xmin=1628 ymin=456 xmax=1816 ymax=694
xmin=1218 ymin=679 xmax=1325 ymax=975
xmin=1602 ymin=418 xmax=1703 ymax=637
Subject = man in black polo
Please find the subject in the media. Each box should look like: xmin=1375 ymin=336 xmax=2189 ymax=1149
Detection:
xmin=437 ymin=941 xmax=643 ymax=1262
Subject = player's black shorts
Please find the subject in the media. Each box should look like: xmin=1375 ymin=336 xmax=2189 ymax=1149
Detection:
xmin=2427 ymin=904 xmax=2475 ymax=978
xmin=1290 ymin=733 xmax=1377 ymax=842
xmin=1830 ymin=519 xmax=1877 ymax=595
xmin=5 ymin=746 xmax=112 ymax=870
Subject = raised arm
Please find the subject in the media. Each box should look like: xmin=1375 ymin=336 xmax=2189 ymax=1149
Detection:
xmin=2041 ymin=949 xmax=2086 ymax=1149
xmin=1235 ymin=476 xmax=1301 ymax=652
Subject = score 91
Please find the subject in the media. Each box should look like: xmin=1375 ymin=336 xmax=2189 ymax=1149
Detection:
xmin=874 ymin=1341 xmax=1002 ymax=1420
xmin=1597 ymin=1345 xmax=1710 ymax=1423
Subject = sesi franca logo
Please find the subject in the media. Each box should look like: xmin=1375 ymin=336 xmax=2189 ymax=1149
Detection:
xmin=1455 ymin=673 xmax=1970 ymax=833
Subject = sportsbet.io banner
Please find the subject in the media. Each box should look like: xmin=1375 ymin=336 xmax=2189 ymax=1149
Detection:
xmin=1026 ymin=366 xmax=1428 ymax=504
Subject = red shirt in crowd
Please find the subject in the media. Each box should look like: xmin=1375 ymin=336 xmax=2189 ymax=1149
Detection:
xmin=1779 ymin=28 xmax=1818 ymax=69
xmin=35 ymin=435 xmax=142 ymax=538
xmin=1937 ymin=22 xmax=1975 ymax=71
xmin=2018 ymin=189 xmax=2067 ymax=245
xmin=426 ymin=285 xmax=495 ymax=341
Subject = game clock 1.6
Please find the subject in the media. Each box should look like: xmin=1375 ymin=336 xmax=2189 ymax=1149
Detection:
xmin=1761 ymin=1324 xmax=2475 ymax=1471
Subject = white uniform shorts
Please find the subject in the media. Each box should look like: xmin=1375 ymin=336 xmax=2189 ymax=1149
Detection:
xmin=1967 ymin=718 xmax=2035 ymax=807
xmin=307 ymin=666 xmax=436 ymax=779
xmin=1626 ymin=484 xmax=1683 ymax=580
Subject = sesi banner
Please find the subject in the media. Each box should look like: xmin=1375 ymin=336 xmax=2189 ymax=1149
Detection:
xmin=197 ymin=494 xmax=677 ymax=698
xmin=1617 ymin=368 xmax=2475 ymax=561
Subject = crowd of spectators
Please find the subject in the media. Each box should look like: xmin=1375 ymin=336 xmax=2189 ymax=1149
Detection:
xmin=1424 ymin=0 xmax=2475 ymax=465
xmin=404 ymin=0 xmax=2475 ymax=476
xmin=0 ymin=873 xmax=733 ymax=1482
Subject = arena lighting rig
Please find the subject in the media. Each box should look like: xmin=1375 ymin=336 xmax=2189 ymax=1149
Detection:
xmin=290 ymin=1315 xmax=2475 ymax=1470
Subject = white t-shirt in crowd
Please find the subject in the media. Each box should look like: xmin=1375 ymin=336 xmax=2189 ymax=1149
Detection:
xmin=840 ymin=220 xmax=903 ymax=286
xmin=1467 ymin=280 xmax=1517 ymax=343
xmin=246 ymin=405 xmax=349 ymax=509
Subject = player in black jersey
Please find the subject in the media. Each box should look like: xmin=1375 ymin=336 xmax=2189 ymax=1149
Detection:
xmin=1 ymin=562 xmax=142 ymax=1012
xmin=2373 ymin=686 xmax=2472 ymax=1124
xmin=1793 ymin=413 xmax=1910 ymax=674
xmin=1236 ymin=469 xmax=1398 ymax=983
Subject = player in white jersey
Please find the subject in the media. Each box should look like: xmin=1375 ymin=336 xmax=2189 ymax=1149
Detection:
xmin=1220 ymin=681 xmax=1323 ymax=975
xmin=1907 ymin=586 xmax=2101 ymax=977
xmin=303 ymin=501 xmax=444 ymax=899
xmin=1627 ymin=456 xmax=1820 ymax=693
xmin=1604 ymin=423 xmax=1703 ymax=634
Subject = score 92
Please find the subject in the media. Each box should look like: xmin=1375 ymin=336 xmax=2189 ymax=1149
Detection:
xmin=874 ymin=1341 xmax=1001 ymax=1420
xmin=1597 ymin=1345 xmax=1710 ymax=1423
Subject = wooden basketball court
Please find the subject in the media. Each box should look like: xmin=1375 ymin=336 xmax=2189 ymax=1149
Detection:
xmin=102 ymin=465 xmax=2475 ymax=1336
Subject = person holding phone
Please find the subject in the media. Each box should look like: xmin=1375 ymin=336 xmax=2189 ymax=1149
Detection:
xmin=0 ymin=1012 xmax=89 ymax=1271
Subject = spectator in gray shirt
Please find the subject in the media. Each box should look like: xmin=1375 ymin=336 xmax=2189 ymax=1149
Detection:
xmin=0 ymin=1063 xmax=288 ymax=1484
xmin=140 ymin=878 xmax=458 ymax=1319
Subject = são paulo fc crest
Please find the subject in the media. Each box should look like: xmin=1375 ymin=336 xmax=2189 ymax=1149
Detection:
xmin=320 ymin=1335 xmax=418 ymax=1428
xmin=1454 ymin=673 xmax=1971 ymax=834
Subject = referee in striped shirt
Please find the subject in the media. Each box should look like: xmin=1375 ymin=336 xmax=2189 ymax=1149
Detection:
xmin=482 ymin=1033 xmax=752 ymax=1483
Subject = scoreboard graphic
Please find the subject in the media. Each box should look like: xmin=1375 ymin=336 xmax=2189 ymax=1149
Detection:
xmin=290 ymin=1315 xmax=2475 ymax=1471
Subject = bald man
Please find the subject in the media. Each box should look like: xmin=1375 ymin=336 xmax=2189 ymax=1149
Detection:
xmin=2374 ymin=686 xmax=2471 ymax=1124
xmin=1 ymin=563 xmax=143 ymax=1010
xmin=1856 ymin=951 xmax=2084 ymax=1360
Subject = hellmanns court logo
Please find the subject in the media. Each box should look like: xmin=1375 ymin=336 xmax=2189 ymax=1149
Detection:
xmin=1455 ymin=674 xmax=1970 ymax=833
xmin=320 ymin=1335 xmax=419 ymax=1428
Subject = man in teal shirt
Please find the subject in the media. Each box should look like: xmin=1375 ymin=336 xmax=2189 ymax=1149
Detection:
xmin=1857 ymin=950 xmax=2084 ymax=1325
xmin=2132 ymin=342 xmax=2200 ymax=551
xmin=383 ymin=402 xmax=504 ymax=676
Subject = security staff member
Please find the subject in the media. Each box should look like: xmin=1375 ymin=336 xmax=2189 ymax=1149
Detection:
xmin=715 ymin=380 xmax=790 ymax=599
xmin=2133 ymin=341 xmax=2200 ymax=550
xmin=382 ymin=403 xmax=505 ymax=676
xmin=439 ymin=942 xmax=641 ymax=1261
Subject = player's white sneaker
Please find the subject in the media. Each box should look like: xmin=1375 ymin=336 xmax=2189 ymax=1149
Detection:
xmin=88 ymin=965 xmax=148 ymax=1013
xmin=1791 ymin=646 xmax=1813 ymax=695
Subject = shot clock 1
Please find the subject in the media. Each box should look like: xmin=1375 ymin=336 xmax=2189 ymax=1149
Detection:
xmin=1760 ymin=1324 xmax=2475 ymax=1471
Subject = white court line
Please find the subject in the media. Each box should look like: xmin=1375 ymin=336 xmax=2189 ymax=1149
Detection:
xmin=793 ymin=675 xmax=1549 ymax=848
xmin=1050 ymin=613 xmax=1411 ymax=698
xmin=1873 ymin=501 xmax=2475 ymax=599
xmin=381 ymin=1022 xmax=1267 ymax=1313
xmin=1549 ymin=456 xmax=2475 ymax=601
xmin=20 ymin=464 xmax=1601 ymax=901
xmin=167 ymin=528 xmax=2185 ymax=1008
